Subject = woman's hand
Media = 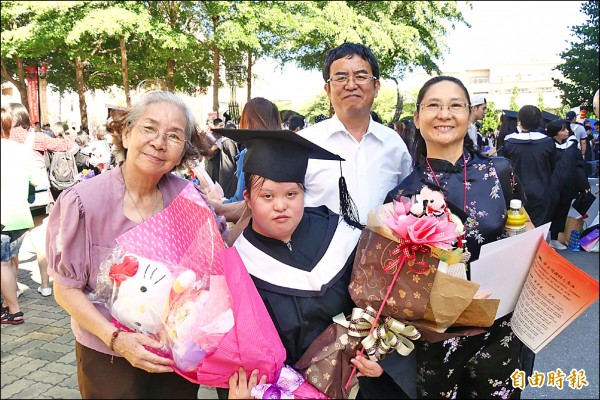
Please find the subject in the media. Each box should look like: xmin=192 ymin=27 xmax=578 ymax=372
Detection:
xmin=351 ymin=351 xmax=384 ymax=378
xmin=113 ymin=331 xmax=174 ymax=373
xmin=228 ymin=367 xmax=267 ymax=399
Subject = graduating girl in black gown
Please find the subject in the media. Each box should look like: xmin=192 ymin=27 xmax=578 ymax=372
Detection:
xmin=220 ymin=129 xmax=413 ymax=399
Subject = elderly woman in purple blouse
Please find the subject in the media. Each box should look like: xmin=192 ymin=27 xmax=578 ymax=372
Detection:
xmin=46 ymin=91 xmax=225 ymax=399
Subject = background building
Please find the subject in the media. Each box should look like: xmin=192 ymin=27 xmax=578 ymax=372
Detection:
xmin=402 ymin=56 xmax=565 ymax=112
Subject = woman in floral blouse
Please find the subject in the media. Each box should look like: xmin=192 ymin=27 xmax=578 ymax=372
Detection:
xmin=386 ymin=76 xmax=532 ymax=399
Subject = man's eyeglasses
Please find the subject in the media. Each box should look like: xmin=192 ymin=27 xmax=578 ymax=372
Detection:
xmin=418 ymin=102 xmax=470 ymax=114
xmin=136 ymin=124 xmax=185 ymax=147
xmin=327 ymin=74 xmax=378 ymax=86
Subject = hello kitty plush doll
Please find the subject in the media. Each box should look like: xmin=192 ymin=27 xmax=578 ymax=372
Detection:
xmin=108 ymin=254 xmax=222 ymax=373
xmin=109 ymin=254 xmax=196 ymax=336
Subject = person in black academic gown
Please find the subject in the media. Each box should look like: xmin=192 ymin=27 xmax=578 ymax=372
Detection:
xmin=217 ymin=129 xmax=413 ymax=399
xmin=499 ymin=105 xmax=557 ymax=227
xmin=544 ymin=120 xmax=590 ymax=250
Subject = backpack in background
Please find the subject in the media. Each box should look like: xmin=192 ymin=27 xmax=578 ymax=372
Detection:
xmin=46 ymin=150 xmax=79 ymax=191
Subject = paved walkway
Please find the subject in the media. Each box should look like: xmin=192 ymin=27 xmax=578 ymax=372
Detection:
xmin=0 ymin=233 xmax=217 ymax=399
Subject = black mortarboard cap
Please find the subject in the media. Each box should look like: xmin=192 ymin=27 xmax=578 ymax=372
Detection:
xmin=213 ymin=128 xmax=363 ymax=229
xmin=502 ymin=110 xmax=518 ymax=120
xmin=212 ymin=128 xmax=343 ymax=183
xmin=541 ymin=111 xmax=560 ymax=123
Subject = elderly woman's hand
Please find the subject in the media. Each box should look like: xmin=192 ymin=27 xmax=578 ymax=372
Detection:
xmin=112 ymin=331 xmax=174 ymax=373
xmin=228 ymin=367 xmax=267 ymax=399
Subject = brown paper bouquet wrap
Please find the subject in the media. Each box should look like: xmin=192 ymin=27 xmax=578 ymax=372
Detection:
xmin=349 ymin=204 xmax=500 ymax=338
xmin=294 ymin=318 xmax=361 ymax=399
xmin=295 ymin=308 xmax=421 ymax=399
xmin=349 ymin=226 xmax=437 ymax=321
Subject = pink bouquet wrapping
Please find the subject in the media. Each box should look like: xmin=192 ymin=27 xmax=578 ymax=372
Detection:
xmin=93 ymin=183 xmax=286 ymax=387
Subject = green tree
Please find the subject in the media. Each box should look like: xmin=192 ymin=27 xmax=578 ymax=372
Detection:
xmin=2 ymin=1 xmax=213 ymax=128
xmin=3 ymin=1 xmax=471 ymax=125
xmin=371 ymin=86 xmax=397 ymax=125
xmin=509 ymin=86 xmax=520 ymax=111
xmin=537 ymin=89 xmax=545 ymax=112
xmin=269 ymin=1 xmax=468 ymax=116
xmin=1 ymin=1 xmax=50 ymax=111
xmin=2 ymin=2 xmax=148 ymax=127
xmin=553 ymin=0 xmax=599 ymax=109
xmin=298 ymin=92 xmax=330 ymax=123
xmin=481 ymin=101 xmax=499 ymax=134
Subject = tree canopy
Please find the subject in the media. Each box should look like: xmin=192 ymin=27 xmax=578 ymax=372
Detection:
xmin=2 ymin=1 xmax=470 ymax=128
xmin=553 ymin=0 xmax=599 ymax=109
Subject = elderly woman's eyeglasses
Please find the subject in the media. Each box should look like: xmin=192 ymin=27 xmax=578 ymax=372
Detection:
xmin=327 ymin=74 xmax=378 ymax=86
xmin=136 ymin=124 xmax=185 ymax=147
xmin=419 ymin=102 xmax=470 ymax=114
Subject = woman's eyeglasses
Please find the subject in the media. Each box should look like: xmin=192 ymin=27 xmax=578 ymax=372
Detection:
xmin=418 ymin=102 xmax=470 ymax=114
xmin=136 ymin=124 xmax=185 ymax=147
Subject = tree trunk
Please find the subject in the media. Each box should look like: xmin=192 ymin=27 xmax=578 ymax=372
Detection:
xmin=75 ymin=57 xmax=88 ymax=130
xmin=1 ymin=56 xmax=30 ymax=111
xmin=212 ymin=16 xmax=220 ymax=114
xmin=15 ymin=57 xmax=28 ymax=110
xmin=246 ymin=51 xmax=252 ymax=101
xmin=167 ymin=58 xmax=175 ymax=91
xmin=119 ymin=36 xmax=131 ymax=106
xmin=212 ymin=47 xmax=220 ymax=114
xmin=391 ymin=78 xmax=404 ymax=123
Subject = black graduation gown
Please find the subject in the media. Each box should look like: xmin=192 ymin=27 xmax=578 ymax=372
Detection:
xmin=206 ymin=137 xmax=239 ymax=198
xmin=235 ymin=206 xmax=415 ymax=399
xmin=548 ymin=137 xmax=589 ymax=237
xmin=235 ymin=206 xmax=360 ymax=364
xmin=499 ymin=131 xmax=557 ymax=226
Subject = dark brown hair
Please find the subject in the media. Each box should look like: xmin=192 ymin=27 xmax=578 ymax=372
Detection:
xmin=7 ymin=103 xmax=30 ymax=130
xmin=412 ymin=76 xmax=475 ymax=162
xmin=1 ymin=107 xmax=13 ymax=138
xmin=239 ymin=97 xmax=281 ymax=129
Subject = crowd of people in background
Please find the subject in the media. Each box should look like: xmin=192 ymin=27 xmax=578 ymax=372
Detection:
xmin=1 ymin=41 xmax=598 ymax=400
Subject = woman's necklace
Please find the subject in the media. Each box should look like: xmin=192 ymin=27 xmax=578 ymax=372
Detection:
xmin=424 ymin=153 xmax=471 ymax=262
xmin=125 ymin=185 xmax=159 ymax=222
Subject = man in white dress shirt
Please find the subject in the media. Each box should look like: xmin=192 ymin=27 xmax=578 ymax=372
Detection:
xmin=299 ymin=42 xmax=412 ymax=225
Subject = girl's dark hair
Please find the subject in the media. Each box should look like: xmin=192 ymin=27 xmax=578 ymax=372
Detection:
xmin=1 ymin=107 xmax=13 ymax=137
xmin=412 ymin=76 xmax=482 ymax=163
xmin=545 ymin=119 xmax=568 ymax=138
xmin=244 ymin=173 xmax=305 ymax=197
xmin=7 ymin=103 xmax=31 ymax=130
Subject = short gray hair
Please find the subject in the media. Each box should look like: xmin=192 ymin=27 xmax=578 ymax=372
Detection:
xmin=107 ymin=91 xmax=200 ymax=166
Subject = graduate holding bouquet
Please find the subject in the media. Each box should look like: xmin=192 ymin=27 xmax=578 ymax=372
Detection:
xmin=214 ymin=129 xmax=401 ymax=400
